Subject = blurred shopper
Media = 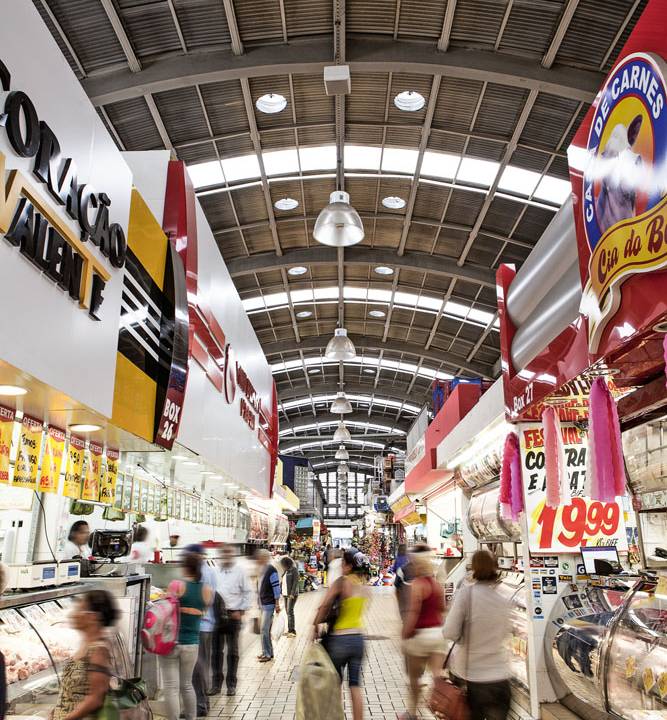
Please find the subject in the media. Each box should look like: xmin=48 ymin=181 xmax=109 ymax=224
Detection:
xmin=280 ymin=556 xmax=300 ymax=637
xmin=401 ymin=545 xmax=446 ymax=720
xmin=64 ymin=521 xmax=91 ymax=559
xmin=52 ymin=590 xmax=118 ymax=720
xmin=188 ymin=544 xmax=219 ymax=718
xmin=391 ymin=544 xmax=412 ymax=619
xmin=443 ymin=550 xmax=512 ymax=720
xmin=314 ymin=550 xmax=371 ymax=720
xmin=210 ymin=544 xmax=252 ymax=696
xmin=160 ymin=552 xmax=213 ymax=720
xmin=256 ymin=549 xmax=281 ymax=662
xmin=125 ymin=525 xmax=151 ymax=573
xmin=328 ymin=548 xmax=343 ymax=586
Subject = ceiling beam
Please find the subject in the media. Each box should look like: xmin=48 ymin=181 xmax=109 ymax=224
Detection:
xmin=278 ymin=383 xmax=425 ymax=407
xmin=82 ymin=37 xmax=603 ymax=107
xmin=264 ymin=335 xmax=495 ymax=378
xmin=226 ymin=246 xmax=497 ymax=287
xmin=542 ymin=0 xmax=579 ymax=69
xmin=222 ymin=0 xmax=244 ymax=55
xmin=99 ymin=0 xmax=141 ymax=73
xmin=279 ymin=409 xmax=412 ymax=430
xmin=437 ymin=0 xmax=457 ymax=52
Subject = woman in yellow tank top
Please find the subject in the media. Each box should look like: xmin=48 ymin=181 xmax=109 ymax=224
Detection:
xmin=314 ymin=550 xmax=371 ymax=720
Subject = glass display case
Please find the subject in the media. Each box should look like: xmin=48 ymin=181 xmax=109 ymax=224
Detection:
xmin=504 ymin=575 xmax=529 ymax=690
xmin=546 ymin=578 xmax=666 ymax=720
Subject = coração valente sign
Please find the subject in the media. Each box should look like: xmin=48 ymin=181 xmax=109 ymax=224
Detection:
xmin=0 ymin=58 xmax=127 ymax=319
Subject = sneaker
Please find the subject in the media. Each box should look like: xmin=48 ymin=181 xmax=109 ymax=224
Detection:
xmin=206 ymin=688 xmax=221 ymax=696
xmin=226 ymin=688 xmax=236 ymax=697
xmin=259 ymin=656 xmax=273 ymax=663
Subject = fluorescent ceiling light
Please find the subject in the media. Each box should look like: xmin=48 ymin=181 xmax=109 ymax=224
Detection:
xmin=287 ymin=266 xmax=308 ymax=276
xmin=255 ymin=93 xmax=287 ymax=114
xmin=299 ymin=145 xmax=336 ymax=171
xmin=187 ymin=160 xmax=224 ymax=189
xmin=381 ymin=147 xmax=419 ymax=174
xmin=221 ymin=154 xmax=260 ymax=182
xmin=421 ymin=151 xmax=459 ymax=180
xmin=456 ymin=157 xmax=499 ymax=187
xmin=69 ymin=423 xmax=102 ymax=433
xmin=394 ymin=90 xmax=425 ymax=112
xmin=275 ymin=197 xmax=299 ymax=211
xmin=263 ymin=148 xmax=299 ymax=176
xmin=382 ymin=196 xmax=406 ymax=209
xmin=533 ymin=175 xmax=572 ymax=205
xmin=374 ymin=266 xmax=394 ymax=275
xmin=344 ymin=145 xmax=382 ymax=170
xmin=0 ymin=385 xmax=27 ymax=396
xmin=498 ymin=165 xmax=541 ymax=196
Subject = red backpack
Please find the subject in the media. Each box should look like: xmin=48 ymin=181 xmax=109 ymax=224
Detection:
xmin=141 ymin=590 xmax=180 ymax=655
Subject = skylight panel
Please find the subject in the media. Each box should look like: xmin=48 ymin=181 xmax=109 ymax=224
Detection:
xmin=381 ymin=148 xmax=419 ymax=174
xmin=343 ymin=287 xmax=367 ymax=300
xmin=417 ymin=295 xmax=444 ymax=312
xmin=187 ymin=161 xmax=224 ymax=189
xmin=242 ymin=296 xmax=265 ymax=311
xmin=262 ymin=291 xmax=289 ymax=308
xmin=456 ymin=157 xmax=499 ymax=187
xmin=221 ymin=154 xmax=261 ymax=182
xmin=299 ymin=145 xmax=337 ymax=171
xmin=498 ymin=165 xmax=541 ymax=196
xmin=262 ymin=148 xmax=300 ymax=176
xmin=533 ymin=175 xmax=572 ymax=205
xmin=290 ymin=288 xmax=314 ymax=303
xmin=367 ymin=288 xmax=392 ymax=303
xmin=313 ymin=287 xmax=339 ymax=300
xmin=421 ymin=151 xmax=459 ymax=180
xmin=393 ymin=291 xmax=419 ymax=307
xmin=345 ymin=145 xmax=382 ymax=170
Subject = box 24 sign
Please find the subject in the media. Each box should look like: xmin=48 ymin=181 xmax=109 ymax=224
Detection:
xmin=520 ymin=423 xmax=627 ymax=553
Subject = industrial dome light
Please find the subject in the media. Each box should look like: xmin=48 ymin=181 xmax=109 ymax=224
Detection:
xmin=335 ymin=445 xmax=349 ymax=461
xmin=255 ymin=93 xmax=287 ymax=114
xmin=287 ymin=265 xmax=308 ymax=276
xmin=333 ymin=422 xmax=351 ymax=442
xmin=368 ymin=309 xmax=386 ymax=318
xmin=325 ymin=327 xmax=356 ymax=361
xmin=374 ymin=266 xmax=394 ymax=275
xmin=394 ymin=90 xmax=425 ymax=112
xmin=382 ymin=196 xmax=406 ymax=209
xmin=313 ymin=191 xmax=364 ymax=247
xmin=275 ymin=197 xmax=299 ymax=211
xmin=330 ymin=391 xmax=353 ymax=414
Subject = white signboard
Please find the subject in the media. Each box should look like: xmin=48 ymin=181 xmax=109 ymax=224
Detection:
xmin=519 ymin=423 xmax=628 ymax=554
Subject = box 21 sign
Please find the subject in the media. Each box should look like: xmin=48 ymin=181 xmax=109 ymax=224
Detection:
xmin=519 ymin=424 xmax=628 ymax=553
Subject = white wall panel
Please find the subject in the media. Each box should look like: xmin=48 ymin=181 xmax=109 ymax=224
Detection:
xmin=0 ymin=0 xmax=132 ymax=417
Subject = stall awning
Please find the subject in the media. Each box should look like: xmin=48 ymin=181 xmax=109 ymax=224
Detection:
xmin=393 ymin=502 xmax=425 ymax=526
xmin=296 ymin=517 xmax=313 ymax=530
xmin=388 ymin=481 xmax=413 ymax=514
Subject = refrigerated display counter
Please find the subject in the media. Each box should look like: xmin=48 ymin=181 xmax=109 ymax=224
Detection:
xmin=546 ymin=578 xmax=666 ymax=720
xmin=504 ymin=573 xmax=529 ymax=690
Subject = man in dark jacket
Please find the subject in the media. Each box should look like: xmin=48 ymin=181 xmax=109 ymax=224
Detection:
xmin=255 ymin=549 xmax=281 ymax=662
xmin=280 ymin=556 xmax=300 ymax=637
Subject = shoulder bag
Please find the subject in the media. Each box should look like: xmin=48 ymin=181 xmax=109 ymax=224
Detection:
xmin=428 ymin=583 xmax=472 ymax=720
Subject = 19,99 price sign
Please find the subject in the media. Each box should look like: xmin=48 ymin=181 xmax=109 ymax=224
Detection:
xmin=520 ymin=423 xmax=628 ymax=553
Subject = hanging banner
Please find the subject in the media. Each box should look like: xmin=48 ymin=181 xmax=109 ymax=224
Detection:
xmin=519 ymin=423 xmax=628 ymax=553
xmin=13 ymin=416 xmax=43 ymax=490
xmin=63 ymin=436 xmax=85 ymax=498
xmin=0 ymin=406 xmax=15 ymax=484
xmin=81 ymin=442 xmax=103 ymax=502
xmin=100 ymin=448 xmax=119 ymax=506
xmin=39 ymin=426 xmax=66 ymax=494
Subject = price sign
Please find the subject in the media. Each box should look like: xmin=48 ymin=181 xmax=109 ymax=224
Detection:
xmin=0 ymin=406 xmax=15 ymax=484
xmin=39 ymin=601 xmax=63 ymax=622
xmin=520 ymin=423 xmax=628 ymax=553
xmin=13 ymin=416 xmax=43 ymax=490
xmin=20 ymin=604 xmax=46 ymax=625
xmin=0 ymin=609 xmax=28 ymax=633
xmin=64 ymin=435 xmax=85 ymax=498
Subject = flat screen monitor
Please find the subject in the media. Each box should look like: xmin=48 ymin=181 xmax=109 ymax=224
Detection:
xmin=581 ymin=546 xmax=620 ymax=575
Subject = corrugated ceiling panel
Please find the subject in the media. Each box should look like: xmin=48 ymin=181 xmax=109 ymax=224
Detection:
xmin=346 ymin=126 xmax=385 ymax=145
xmin=347 ymin=0 xmax=396 ymax=34
xmin=104 ymin=97 xmax=163 ymax=150
xmin=433 ymin=228 xmax=468 ymax=259
xmin=413 ymin=184 xmax=448 ymax=222
xmin=450 ymin=0 xmax=507 ymax=48
xmin=293 ymin=74 xmax=335 ymax=124
xmin=601 ymin=0 xmax=648 ymax=72
xmin=116 ymin=0 xmax=182 ymax=58
xmin=511 ymin=146 xmax=551 ymax=174
xmin=277 ymin=221 xmax=308 ymax=250
xmin=260 ymin=128 xmax=295 ymax=150
xmin=427 ymin=131 xmax=466 ymax=155
xmin=397 ymin=0 xmax=447 ymax=38
xmin=216 ymin=229 xmax=247 ymax=260
xmin=346 ymin=177 xmax=382 ymax=213
xmin=231 ymin=185 xmax=269 ymax=224
xmin=498 ymin=0 xmax=564 ymax=57
xmin=384 ymin=127 xmax=422 ymax=147
xmin=154 ymin=86 xmax=210 ymax=145
xmin=216 ymin=135 xmax=255 ymax=158
xmin=444 ymin=189 xmax=484 ymax=227
xmin=284 ymin=0 xmax=332 ymax=37
xmin=373 ymin=219 xmax=402 ymax=248
xmin=172 ymin=0 xmax=231 ymax=49
xmin=482 ymin=196 xmax=524 ymax=235
xmin=559 ymin=103 xmax=589 ymax=150
xmin=433 ymin=77 xmax=484 ymax=134
xmin=235 ymin=0 xmax=284 ymax=42
xmin=303 ymin=178 xmax=337 ymax=215
xmin=404 ymin=222 xmax=438 ymax=253
xmin=473 ymin=83 xmax=528 ymax=138
xmin=512 ymin=205 xmax=556 ymax=243
xmin=520 ymin=93 xmax=580 ymax=151
xmin=200 ymin=80 xmax=249 ymax=135
xmin=178 ymin=142 xmax=217 ymax=165
xmin=466 ymin=137 xmax=506 ymax=161
xmin=298 ymin=125 xmax=337 ymax=146
xmin=244 ymin=226 xmax=277 ymax=253
xmin=347 ymin=73 xmax=390 ymax=123
xmin=199 ymin=192 xmax=238 ymax=229
xmin=548 ymin=155 xmax=570 ymax=180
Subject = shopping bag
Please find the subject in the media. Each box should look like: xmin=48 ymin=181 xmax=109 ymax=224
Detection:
xmin=428 ymin=677 xmax=469 ymax=720
xmin=296 ymin=643 xmax=344 ymax=720
xmin=272 ymin=610 xmax=286 ymax=639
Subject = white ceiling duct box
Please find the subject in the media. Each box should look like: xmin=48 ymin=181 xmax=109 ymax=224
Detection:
xmin=324 ymin=65 xmax=351 ymax=95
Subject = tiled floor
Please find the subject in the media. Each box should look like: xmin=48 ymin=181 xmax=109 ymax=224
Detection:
xmin=208 ymin=586 xmax=419 ymax=720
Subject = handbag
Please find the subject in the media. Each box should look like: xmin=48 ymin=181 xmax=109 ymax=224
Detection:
xmin=90 ymin=662 xmax=148 ymax=720
xmin=428 ymin=585 xmax=472 ymax=720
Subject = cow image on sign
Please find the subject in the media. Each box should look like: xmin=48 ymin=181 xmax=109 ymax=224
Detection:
xmin=519 ymin=423 xmax=628 ymax=553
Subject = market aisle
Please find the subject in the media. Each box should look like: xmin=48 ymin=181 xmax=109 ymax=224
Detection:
xmin=209 ymin=586 xmax=420 ymax=720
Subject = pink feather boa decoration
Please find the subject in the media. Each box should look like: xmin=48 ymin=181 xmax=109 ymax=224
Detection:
xmin=587 ymin=377 xmax=625 ymax=502
xmin=543 ymin=406 xmax=568 ymax=508
xmin=500 ymin=433 xmax=523 ymax=520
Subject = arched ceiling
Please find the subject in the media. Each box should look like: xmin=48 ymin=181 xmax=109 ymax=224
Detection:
xmin=34 ymin=0 xmax=647 ymax=469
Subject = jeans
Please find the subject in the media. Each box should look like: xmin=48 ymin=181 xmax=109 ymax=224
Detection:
xmin=158 ymin=643 xmax=199 ymax=720
xmin=284 ymin=595 xmax=297 ymax=634
xmin=212 ymin=618 xmax=241 ymax=691
xmin=466 ymin=679 xmax=511 ymax=720
xmin=261 ymin=605 xmax=275 ymax=658
xmin=193 ymin=631 xmax=213 ymax=714
xmin=325 ymin=633 xmax=365 ymax=687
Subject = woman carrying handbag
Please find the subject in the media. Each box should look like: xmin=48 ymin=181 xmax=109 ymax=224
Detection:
xmin=441 ymin=550 xmax=513 ymax=720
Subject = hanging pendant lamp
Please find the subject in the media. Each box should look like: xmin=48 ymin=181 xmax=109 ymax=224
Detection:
xmin=335 ymin=444 xmax=349 ymax=461
xmin=325 ymin=328 xmax=356 ymax=361
xmin=331 ymin=391 xmax=353 ymax=414
xmin=313 ymin=191 xmax=365 ymax=247
xmin=333 ymin=421 xmax=351 ymax=442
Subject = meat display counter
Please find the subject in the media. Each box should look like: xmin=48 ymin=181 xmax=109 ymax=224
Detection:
xmin=503 ymin=572 xmax=529 ymax=691
xmin=545 ymin=577 xmax=666 ymax=720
